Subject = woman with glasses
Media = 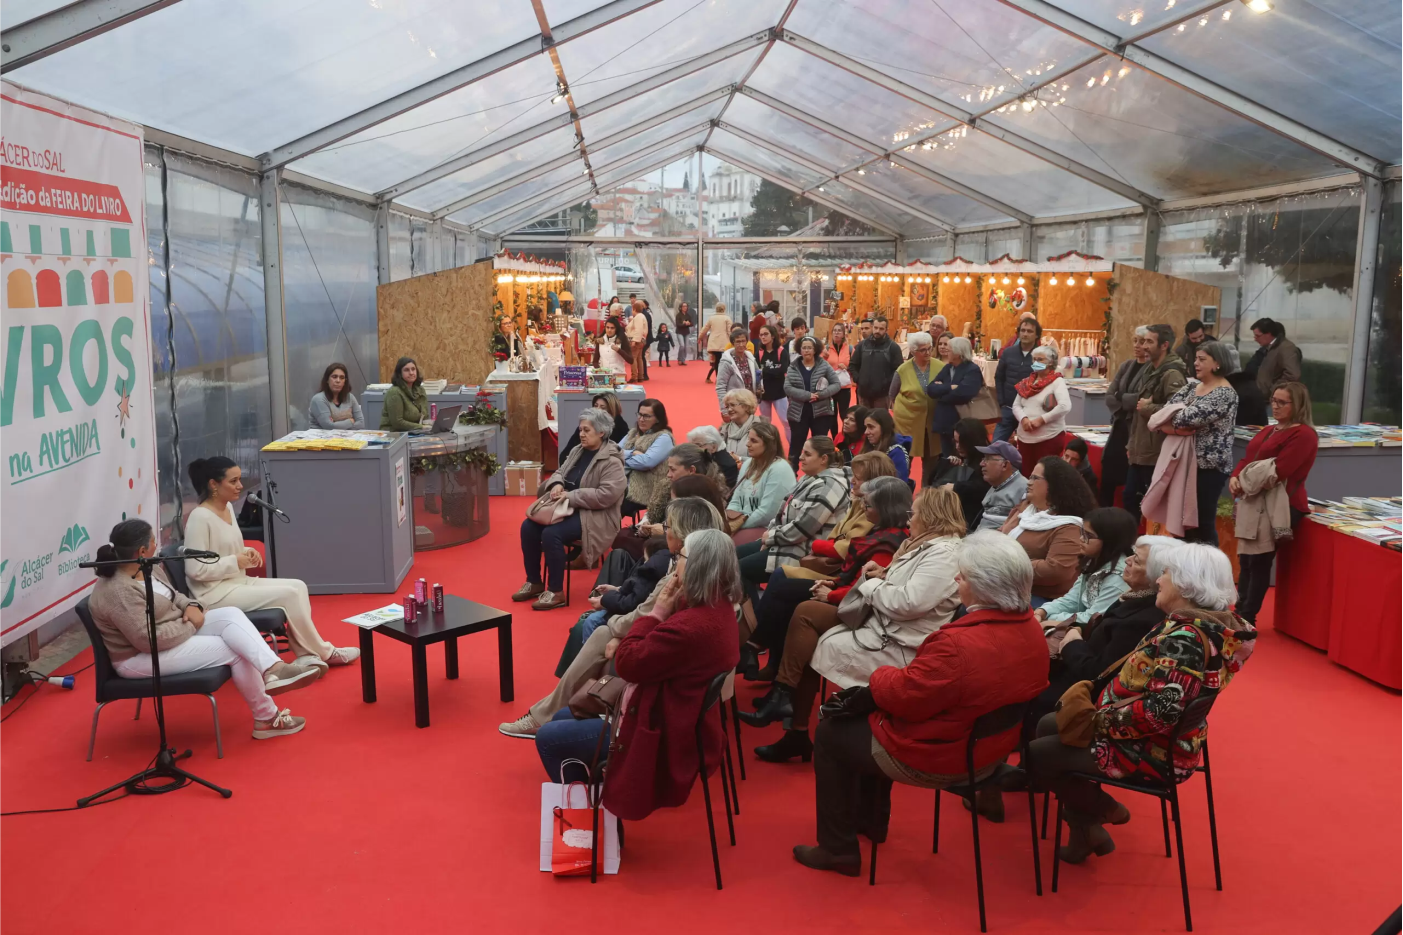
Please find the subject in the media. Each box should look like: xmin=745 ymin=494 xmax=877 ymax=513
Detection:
xmin=1228 ymin=381 xmax=1318 ymax=623
xmin=1000 ymin=455 xmax=1096 ymax=606
xmin=1033 ymin=507 xmax=1138 ymax=636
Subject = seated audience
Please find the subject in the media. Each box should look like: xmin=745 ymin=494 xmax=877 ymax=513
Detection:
xmin=89 ymin=519 xmax=319 ymax=739
xmin=792 ymin=531 xmax=1049 ymax=876
xmin=556 ymin=535 xmax=671 ymax=676
xmin=532 ymin=529 xmax=742 ymax=824
xmin=1026 ymin=544 xmax=1255 ymax=863
xmin=515 ymin=409 xmax=626 ymax=610
xmin=726 ymin=421 xmax=796 ymax=537
xmin=687 ymin=425 xmax=738 ymax=491
xmin=1012 ymin=344 xmax=1071 ymax=473
xmin=1033 ymin=507 xmax=1138 ymax=632
xmin=862 ymin=409 xmax=912 ymax=486
xmin=1032 ymin=535 xmax=1180 ymax=722
xmin=1000 ymin=455 xmax=1096 ymax=606
xmin=619 ymin=399 xmax=674 ymax=517
xmin=735 ymin=436 xmax=850 ymax=606
xmin=933 ymin=417 xmax=990 ymax=530
xmin=718 ymin=389 xmax=760 ymax=461
xmin=500 ymin=497 xmax=724 ymax=738
xmin=561 ymin=393 xmax=629 ymax=459
xmin=974 ymin=440 xmax=1027 ymax=530
xmin=835 ymin=406 xmax=871 ymax=463
xmin=309 ymin=362 xmax=364 ymax=429
xmin=747 ymin=483 xmax=966 ymax=767
xmin=184 ymin=457 xmax=359 ymax=670
xmin=1061 ymin=437 xmax=1098 ymax=493
xmin=740 ymin=455 xmax=901 ymax=682
xmin=613 ymin=442 xmax=726 ymax=561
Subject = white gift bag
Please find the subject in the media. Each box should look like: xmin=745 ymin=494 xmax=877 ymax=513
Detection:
xmin=539 ymin=779 xmax=620 ymax=875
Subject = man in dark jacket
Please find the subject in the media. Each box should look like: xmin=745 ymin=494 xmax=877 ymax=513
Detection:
xmin=674 ymin=302 xmax=694 ymax=366
xmin=1124 ymin=324 xmax=1187 ymax=522
xmin=992 ymin=317 xmax=1041 ymax=441
xmin=850 ymin=317 xmax=904 ymax=410
xmin=1244 ymin=317 xmax=1302 ymax=397
xmin=1098 ymin=341 xmax=1149 ymax=506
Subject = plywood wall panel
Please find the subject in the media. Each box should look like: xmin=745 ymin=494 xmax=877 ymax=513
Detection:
xmin=377 ymin=261 xmax=495 ymax=384
xmin=1107 ymin=263 xmax=1220 ymax=371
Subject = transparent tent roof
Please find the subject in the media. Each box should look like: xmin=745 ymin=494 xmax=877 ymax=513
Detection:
xmin=6 ymin=0 xmax=1397 ymax=239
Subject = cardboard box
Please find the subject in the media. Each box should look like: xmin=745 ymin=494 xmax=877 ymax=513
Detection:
xmin=505 ymin=462 xmax=542 ymax=497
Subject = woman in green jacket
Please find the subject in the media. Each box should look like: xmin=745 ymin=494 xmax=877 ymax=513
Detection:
xmin=381 ymin=356 xmax=429 ymax=431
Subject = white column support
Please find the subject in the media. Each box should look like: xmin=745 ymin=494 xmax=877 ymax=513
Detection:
xmin=1345 ymin=177 xmax=1384 ymax=422
xmin=1142 ymin=208 xmax=1162 ymax=272
xmin=696 ymin=150 xmax=706 ymax=309
xmin=1019 ymin=223 xmax=1034 ymax=261
xmin=988 ymin=0 xmax=1386 ymax=178
xmin=0 ymin=0 xmax=184 ymax=73
xmin=260 ymin=170 xmax=290 ymax=439
xmin=376 ymin=34 xmax=765 ymax=202
xmin=258 ymin=0 xmax=667 ymax=169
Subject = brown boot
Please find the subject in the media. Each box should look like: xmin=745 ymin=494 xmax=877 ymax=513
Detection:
xmin=792 ymin=845 xmax=861 ymax=877
xmin=1058 ymin=821 xmax=1116 ymax=864
xmin=531 ymin=590 xmax=569 ymax=611
xmin=962 ymin=788 xmax=1006 ymax=822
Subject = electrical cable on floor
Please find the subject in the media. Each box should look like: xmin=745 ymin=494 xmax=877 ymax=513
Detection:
xmin=2 ymin=791 xmax=131 ymax=817
xmin=1 ymin=661 xmax=94 ymax=723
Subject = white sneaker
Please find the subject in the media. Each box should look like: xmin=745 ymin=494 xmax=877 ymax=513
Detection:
xmin=327 ymin=646 xmax=361 ymax=666
xmin=252 ymin=708 xmax=306 ymax=740
xmin=498 ymin=712 xmax=540 ymax=739
xmin=293 ymin=654 xmax=329 ymax=677
xmin=263 ymin=662 xmax=319 ymax=696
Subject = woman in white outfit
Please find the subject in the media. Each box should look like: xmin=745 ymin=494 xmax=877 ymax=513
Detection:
xmin=183 ymin=457 xmax=360 ymax=673
xmin=87 ymin=520 xmax=318 ymax=739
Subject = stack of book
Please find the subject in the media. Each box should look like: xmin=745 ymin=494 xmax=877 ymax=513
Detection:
xmin=1234 ymin=423 xmax=1402 ymax=447
xmin=1307 ymin=496 xmax=1403 ymax=550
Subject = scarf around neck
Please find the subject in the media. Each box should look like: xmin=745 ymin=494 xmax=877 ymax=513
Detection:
xmin=1015 ymin=368 xmax=1061 ymax=398
xmin=1008 ymin=506 xmax=1083 ymax=541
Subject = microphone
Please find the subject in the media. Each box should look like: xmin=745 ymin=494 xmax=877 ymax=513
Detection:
xmin=173 ymin=547 xmax=221 ymax=560
xmin=247 ymin=493 xmax=287 ymax=519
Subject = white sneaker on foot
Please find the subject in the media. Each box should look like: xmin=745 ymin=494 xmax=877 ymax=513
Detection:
xmin=252 ymin=708 xmax=306 ymax=739
xmin=498 ymin=712 xmax=540 ymax=739
xmin=327 ymin=646 xmax=361 ymax=666
xmin=294 ymin=654 xmax=329 ymax=677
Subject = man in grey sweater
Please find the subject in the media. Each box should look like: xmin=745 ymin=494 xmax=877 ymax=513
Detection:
xmin=975 ymin=441 xmax=1028 ymax=530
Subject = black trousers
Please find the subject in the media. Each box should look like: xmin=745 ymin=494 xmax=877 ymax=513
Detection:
xmin=707 ymin=350 xmax=722 ymax=379
xmin=789 ymin=411 xmax=836 ymax=469
xmin=1184 ymin=468 xmax=1228 ymax=545
xmin=751 ymin=568 xmax=819 ymax=651
xmin=1236 ymin=506 xmax=1306 ymax=623
xmin=1098 ymin=419 xmax=1131 ymax=507
xmin=833 ymin=387 xmax=851 ymax=424
xmin=814 ymin=716 xmax=894 ymax=856
xmin=1025 ymin=713 xmax=1118 ymax=820
xmin=736 ymin=539 xmax=770 ymax=609
xmin=1123 ymin=462 xmax=1153 ymax=522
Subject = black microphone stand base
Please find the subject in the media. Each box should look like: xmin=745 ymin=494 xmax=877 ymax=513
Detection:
xmin=78 ymin=746 xmax=233 ymax=808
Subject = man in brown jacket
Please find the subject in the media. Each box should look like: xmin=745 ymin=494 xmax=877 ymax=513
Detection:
xmin=1245 ymin=317 xmax=1303 ymax=396
xmin=1124 ymin=323 xmax=1187 ymax=521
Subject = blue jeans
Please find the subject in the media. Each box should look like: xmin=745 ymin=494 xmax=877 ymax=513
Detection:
xmin=993 ymin=406 xmax=1018 ymax=443
xmin=580 ymin=609 xmax=608 ymax=641
xmin=1029 ymin=595 xmax=1051 ymax=610
xmin=521 ymin=511 xmax=584 ymax=592
xmin=536 ymin=709 xmax=608 ymax=783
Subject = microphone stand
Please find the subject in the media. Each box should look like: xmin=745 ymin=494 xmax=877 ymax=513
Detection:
xmin=76 ymin=554 xmax=232 ymax=806
xmin=260 ymin=480 xmax=288 ymax=580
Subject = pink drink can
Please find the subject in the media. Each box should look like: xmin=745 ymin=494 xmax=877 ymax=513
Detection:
xmin=403 ymin=596 xmax=416 ymax=621
xmin=430 ymin=403 xmax=438 ymax=420
xmin=415 ymin=577 xmax=428 ymax=604
xmin=432 ymin=583 xmax=444 ymax=612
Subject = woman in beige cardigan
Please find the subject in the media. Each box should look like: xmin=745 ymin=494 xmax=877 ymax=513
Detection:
xmin=183 ymin=457 xmax=361 ymax=673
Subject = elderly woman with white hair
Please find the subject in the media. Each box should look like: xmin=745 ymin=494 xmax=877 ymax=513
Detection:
xmin=1025 ymin=543 xmax=1256 ymax=864
xmin=531 ymin=528 xmax=741 ymax=822
xmin=792 ymin=531 xmax=1049 ymax=877
xmin=924 ymin=334 xmax=987 ymax=465
xmin=1011 ymin=343 xmax=1071 ymax=475
xmin=717 ymin=388 xmax=759 ymax=461
xmin=888 ymin=330 xmax=940 ymax=485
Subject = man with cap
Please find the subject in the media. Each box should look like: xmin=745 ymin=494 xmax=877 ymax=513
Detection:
xmin=975 ymin=440 xmax=1027 ymax=531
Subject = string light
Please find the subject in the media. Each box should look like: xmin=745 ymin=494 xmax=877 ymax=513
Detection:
xmin=942 ymin=276 xmax=950 ymax=283
xmin=1002 ymin=276 xmax=1010 ymax=284
xmin=1244 ymin=0 xmax=1271 ymax=12
xmin=964 ymin=276 xmax=972 ymax=284
xmin=1016 ymin=277 xmax=1025 ymax=285
xmin=1085 ymin=276 xmax=1095 ymax=286
xmin=1049 ymin=276 xmax=1058 ymax=285
xmin=498 ymin=275 xmax=514 ymax=283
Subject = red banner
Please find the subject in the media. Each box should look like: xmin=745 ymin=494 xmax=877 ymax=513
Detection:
xmin=1 ymin=165 xmax=132 ymax=223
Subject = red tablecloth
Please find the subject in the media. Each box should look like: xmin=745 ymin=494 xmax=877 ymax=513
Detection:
xmin=1275 ymin=520 xmax=1402 ymax=689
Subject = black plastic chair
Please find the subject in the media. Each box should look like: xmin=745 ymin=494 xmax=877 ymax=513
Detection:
xmin=871 ymin=699 xmax=1043 ymax=933
xmin=1050 ymin=694 xmax=1222 ymax=932
xmin=588 ymin=669 xmax=737 ymax=887
xmin=74 ymin=597 xmax=231 ymax=760
xmin=158 ymin=544 xmax=289 ymax=653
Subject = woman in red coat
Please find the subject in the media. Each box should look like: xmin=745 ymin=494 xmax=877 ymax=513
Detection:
xmin=533 ymin=529 xmax=740 ymax=822
xmin=792 ymin=531 xmax=1049 ymax=876
xmin=1228 ymin=381 xmax=1318 ymax=624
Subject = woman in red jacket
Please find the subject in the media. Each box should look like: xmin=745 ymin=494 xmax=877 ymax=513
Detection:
xmin=533 ymin=529 xmax=740 ymax=821
xmin=1228 ymin=381 xmax=1318 ymax=624
xmin=792 ymin=531 xmax=1049 ymax=876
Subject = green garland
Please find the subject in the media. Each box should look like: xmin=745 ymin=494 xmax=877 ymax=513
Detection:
xmin=459 ymin=402 xmax=508 ymax=426
xmin=412 ymin=448 xmax=502 ymax=477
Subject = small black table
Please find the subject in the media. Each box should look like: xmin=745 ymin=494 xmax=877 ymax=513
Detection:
xmin=357 ymin=595 xmax=514 ymax=728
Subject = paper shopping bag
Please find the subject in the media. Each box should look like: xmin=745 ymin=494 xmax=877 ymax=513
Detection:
xmin=539 ymin=781 xmax=620 ymax=876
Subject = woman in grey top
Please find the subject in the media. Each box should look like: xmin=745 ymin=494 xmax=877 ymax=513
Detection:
xmin=309 ymin=362 xmax=364 ymax=429
xmin=785 ymin=336 xmax=842 ymax=471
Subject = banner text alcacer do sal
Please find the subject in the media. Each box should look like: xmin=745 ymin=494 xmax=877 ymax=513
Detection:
xmin=0 ymin=82 xmax=157 ymax=645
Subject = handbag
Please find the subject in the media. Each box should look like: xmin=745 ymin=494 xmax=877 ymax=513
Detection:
xmin=541 ymin=768 xmax=620 ymax=876
xmin=835 ymin=584 xmax=871 ymax=628
xmin=568 ymin=672 xmax=631 ymax=719
xmin=527 ymin=488 xmax=575 ymax=525
xmin=956 ymin=385 xmax=1000 ymax=421
xmin=836 ymin=369 xmax=852 ymax=388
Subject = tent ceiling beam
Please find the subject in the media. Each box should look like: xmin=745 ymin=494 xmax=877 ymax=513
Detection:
xmin=427 ymin=90 xmax=730 ymax=218
xmin=701 ymin=0 xmax=800 ymax=151
xmin=717 ymin=114 xmax=1032 ymax=223
xmin=779 ymin=30 xmax=1160 ymax=208
xmin=470 ymin=136 xmax=702 ymax=232
xmin=0 ymin=0 xmax=184 ymax=73
xmin=376 ymin=32 xmax=767 ymax=202
xmin=501 ymin=235 xmax=897 ymax=244
xmin=259 ymin=0 xmax=665 ymax=169
xmin=530 ymin=0 xmax=596 ymax=196
xmin=703 ymin=146 xmax=902 ymax=237
xmin=990 ymin=0 xmax=1386 ymax=177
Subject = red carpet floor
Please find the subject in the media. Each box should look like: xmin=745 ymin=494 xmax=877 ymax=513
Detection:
xmin=2 ymin=361 xmax=1399 ymax=934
